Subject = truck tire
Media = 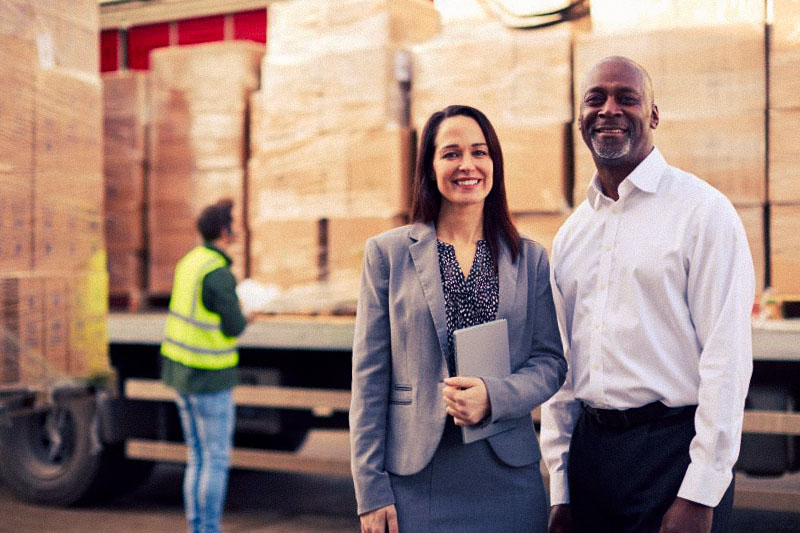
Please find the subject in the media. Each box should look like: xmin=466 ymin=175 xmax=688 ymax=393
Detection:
xmin=0 ymin=398 xmax=104 ymax=506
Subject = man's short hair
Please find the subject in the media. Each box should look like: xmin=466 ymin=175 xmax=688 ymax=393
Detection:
xmin=197 ymin=198 xmax=234 ymax=242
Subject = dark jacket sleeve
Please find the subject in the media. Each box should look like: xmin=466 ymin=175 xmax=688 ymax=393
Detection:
xmin=202 ymin=267 xmax=247 ymax=337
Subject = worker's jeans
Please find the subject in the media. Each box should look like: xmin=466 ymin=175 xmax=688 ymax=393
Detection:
xmin=176 ymin=389 xmax=235 ymax=533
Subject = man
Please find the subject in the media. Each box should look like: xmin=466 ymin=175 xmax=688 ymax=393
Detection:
xmin=540 ymin=56 xmax=754 ymax=533
xmin=161 ymin=198 xmax=248 ymax=533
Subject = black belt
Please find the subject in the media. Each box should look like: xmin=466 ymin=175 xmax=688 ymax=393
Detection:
xmin=581 ymin=401 xmax=697 ymax=429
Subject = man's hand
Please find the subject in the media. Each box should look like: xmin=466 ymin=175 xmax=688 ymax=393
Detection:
xmin=548 ymin=504 xmax=573 ymax=533
xmin=659 ymin=497 xmax=712 ymax=533
xmin=360 ymin=504 xmax=399 ymax=533
xmin=443 ymin=376 xmax=490 ymax=426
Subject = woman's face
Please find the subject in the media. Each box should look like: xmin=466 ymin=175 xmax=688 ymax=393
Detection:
xmin=432 ymin=115 xmax=493 ymax=209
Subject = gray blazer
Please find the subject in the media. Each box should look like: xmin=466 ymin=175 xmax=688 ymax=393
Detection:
xmin=349 ymin=222 xmax=567 ymax=515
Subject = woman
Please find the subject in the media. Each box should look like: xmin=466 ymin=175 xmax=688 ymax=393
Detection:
xmin=349 ymin=105 xmax=566 ymax=533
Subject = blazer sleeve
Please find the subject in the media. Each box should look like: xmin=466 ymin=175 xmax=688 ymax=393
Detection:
xmin=349 ymin=238 xmax=396 ymax=515
xmin=483 ymin=245 xmax=567 ymax=423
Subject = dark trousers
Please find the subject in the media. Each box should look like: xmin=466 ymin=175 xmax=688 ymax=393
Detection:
xmin=568 ymin=407 xmax=735 ymax=533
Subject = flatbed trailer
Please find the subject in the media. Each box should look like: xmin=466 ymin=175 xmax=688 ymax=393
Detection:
xmin=1 ymin=314 xmax=799 ymax=512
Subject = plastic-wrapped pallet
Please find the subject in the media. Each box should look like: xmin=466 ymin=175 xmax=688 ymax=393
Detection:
xmin=572 ymin=26 xmax=766 ymax=208
xmin=248 ymin=0 xmax=438 ymax=312
xmin=147 ymin=41 xmax=264 ymax=294
xmin=410 ymin=15 xmax=575 ymax=214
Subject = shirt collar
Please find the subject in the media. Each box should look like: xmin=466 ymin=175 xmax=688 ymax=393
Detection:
xmin=204 ymin=242 xmax=233 ymax=265
xmin=586 ymin=147 xmax=667 ymax=209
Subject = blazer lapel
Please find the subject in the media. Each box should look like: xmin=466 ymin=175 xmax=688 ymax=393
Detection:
xmin=408 ymin=222 xmax=450 ymax=373
xmin=496 ymin=241 xmax=519 ymax=321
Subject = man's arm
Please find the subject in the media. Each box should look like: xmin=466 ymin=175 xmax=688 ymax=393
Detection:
xmin=203 ymin=268 xmax=247 ymax=337
xmin=539 ymin=243 xmax=582 ymax=508
xmin=678 ymin=194 xmax=754 ymax=507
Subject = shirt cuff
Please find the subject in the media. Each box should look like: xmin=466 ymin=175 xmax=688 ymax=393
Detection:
xmin=677 ymin=462 xmax=733 ymax=507
xmin=548 ymin=471 xmax=571 ymax=506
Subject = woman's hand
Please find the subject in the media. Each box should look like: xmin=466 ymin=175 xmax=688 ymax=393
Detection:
xmin=443 ymin=376 xmax=490 ymax=426
xmin=360 ymin=504 xmax=399 ymax=533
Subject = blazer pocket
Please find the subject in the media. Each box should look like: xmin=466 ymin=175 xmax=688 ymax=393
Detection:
xmin=389 ymin=384 xmax=413 ymax=405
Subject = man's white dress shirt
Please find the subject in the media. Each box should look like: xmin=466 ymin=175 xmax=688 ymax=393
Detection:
xmin=541 ymin=148 xmax=754 ymax=508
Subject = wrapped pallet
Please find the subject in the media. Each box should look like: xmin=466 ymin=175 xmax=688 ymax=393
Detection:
xmin=249 ymin=0 xmax=438 ymax=310
xmin=0 ymin=0 xmax=110 ymax=389
xmin=771 ymin=0 xmax=800 ymax=110
xmin=572 ymin=26 xmax=766 ymax=206
xmin=410 ymin=16 xmax=574 ymax=214
xmin=148 ymin=41 xmax=264 ymax=294
xmin=103 ymin=71 xmax=149 ymax=306
xmin=572 ymin=25 xmax=767 ymax=294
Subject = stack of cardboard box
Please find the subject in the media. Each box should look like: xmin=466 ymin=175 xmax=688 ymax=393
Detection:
xmin=411 ymin=10 xmax=575 ymax=254
xmin=0 ymin=0 xmax=109 ymax=386
xmin=768 ymin=0 xmax=800 ymax=295
xmin=147 ymin=41 xmax=264 ymax=294
xmin=103 ymin=71 xmax=149 ymax=307
xmin=573 ymin=8 xmax=767 ymax=295
xmin=248 ymin=0 xmax=438 ymax=305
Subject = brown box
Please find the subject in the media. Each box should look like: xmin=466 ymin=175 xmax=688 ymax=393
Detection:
xmin=104 ymin=158 xmax=146 ymax=211
xmin=32 ymin=0 xmax=99 ymax=75
xmin=347 ymin=127 xmax=413 ymax=217
xmin=574 ymin=112 xmax=765 ymax=207
xmin=500 ymin=123 xmax=571 ymax=213
xmin=104 ymin=115 xmax=147 ymax=161
xmin=770 ymin=204 xmax=800 ymax=294
xmin=412 ymin=22 xmax=573 ymax=129
xmin=0 ymin=175 xmax=33 ymax=272
xmin=3 ymin=277 xmax=45 ymax=384
xmin=512 ymin=212 xmax=572 ymax=256
xmin=249 ymin=219 xmax=322 ymax=289
xmin=105 ymin=209 xmax=145 ymax=250
xmin=771 ymin=0 xmax=800 ymax=109
xmin=0 ymin=27 xmax=35 ymax=178
xmin=43 ymin=276 xmax=69 ymax=374
xmin=574 ymin=25 xmax=765 ymax=120
xmin=102 ymin=70 xmax=149 ymax=121
xmin=107 ymin=248 xmax=145 ymax=294
xmin=327 ymin=216 xmax=405 ymax=282
xmin=769 ymin=109 xmax=800 ymax=204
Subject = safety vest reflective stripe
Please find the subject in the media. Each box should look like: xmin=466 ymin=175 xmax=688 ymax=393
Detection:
xmin=167 ymin=309 xmax=222 ymax=330
xmin=161 ymin=246 xmax=239 ymax=370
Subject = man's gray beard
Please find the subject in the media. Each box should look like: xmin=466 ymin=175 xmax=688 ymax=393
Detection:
xmin=591 ymin=133 xmax=632 ymax=162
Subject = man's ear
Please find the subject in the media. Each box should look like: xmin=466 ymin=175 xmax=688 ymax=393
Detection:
xmin=650 ymin=104 xmax=659 ymax=130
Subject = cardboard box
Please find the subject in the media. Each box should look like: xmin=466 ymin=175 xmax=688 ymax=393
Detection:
xmin=249 ymin=219 xmax=322 ymax=289
xmin=2 ymin=277 xmax=45 ymax=384
xmin=588 ymin=0 xmax=764 ymax=35
xmin=327 ymin=216 xmax=405 ymax=282
xmin=102 ymin=70 xmax=150 ymax=121
xmin=267 ymin=0 xmax=440 ymax=59
xmin=512 ymin=212 xmax=571 ymax=256
xmin=770 ymin=204 xmax=800 ymax=294
xmin=0 ymin=175 xmax=33 ymax=272
xmin=770 ymin=0 xmax=800 ymax=109
xmin=104 ymin=158 xmax=146 ymax=211
xmin=0 ymin=29 xmax=35 ymax=178
xmin=500 ymin=123 xmax=571 ymax=213
xmin=574 ymin=26 xmax=765 ymax=120
xmin=44 ymin=276 xmax=69 ymax=374
xmin=769 ymin=109 xmax=800 ymax=204
xmin=735 ymin=206 xmax=766 ymax=296
xmin=107 ymin=248 xmax=145 ymax=294
xmin=412 ymin=22 xmax=572 ymax=129
xmin=105 ymin=209 xmax=145 ymax=250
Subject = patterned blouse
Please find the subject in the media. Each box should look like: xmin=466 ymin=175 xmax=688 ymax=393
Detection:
xmin=437 ymin=239 xmax=500 ymax=377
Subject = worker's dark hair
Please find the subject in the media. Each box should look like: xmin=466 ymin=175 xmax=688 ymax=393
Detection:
xmin=410 ymin=104 xmax=520 ymax=267
xmin=197 ymin=198 xmax=234 ymax=242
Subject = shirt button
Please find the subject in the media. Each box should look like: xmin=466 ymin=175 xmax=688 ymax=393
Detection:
xmin=612 ymin=208 xmax=620 ymax=215
xmin=593 ymin=322 xmax=600 ymax=329
xmin=591 ymin=363 xmax=600 ymax=371
xmin=599 ymin=284 xmax=606 ymax=291
xmin=603 ymin=245 xmax=611 ymax=252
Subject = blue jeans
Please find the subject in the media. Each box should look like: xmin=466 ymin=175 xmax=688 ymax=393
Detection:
xmin=175 ymin=389 xmax=235 ymax=533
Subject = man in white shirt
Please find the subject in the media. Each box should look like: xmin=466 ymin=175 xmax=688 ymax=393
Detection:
xmin=540 ymin=56 xmax=754 ymax=533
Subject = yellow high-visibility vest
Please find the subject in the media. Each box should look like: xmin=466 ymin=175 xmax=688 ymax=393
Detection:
xmin=161 ymin=246 xmax=238 ymax=370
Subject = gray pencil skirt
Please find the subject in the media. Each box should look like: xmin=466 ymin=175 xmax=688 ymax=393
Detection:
xmin=389 ymin=418 xmax=547 ymax=533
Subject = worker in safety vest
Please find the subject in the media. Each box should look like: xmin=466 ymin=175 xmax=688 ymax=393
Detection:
xmin=161 ymin=198 xmax=248 ymax=533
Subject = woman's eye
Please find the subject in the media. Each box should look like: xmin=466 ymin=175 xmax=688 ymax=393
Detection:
xmin=442 ymin=152 xmax=459 ymax=159
xmin=473 ymin=150 xmax=488 ymax=157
